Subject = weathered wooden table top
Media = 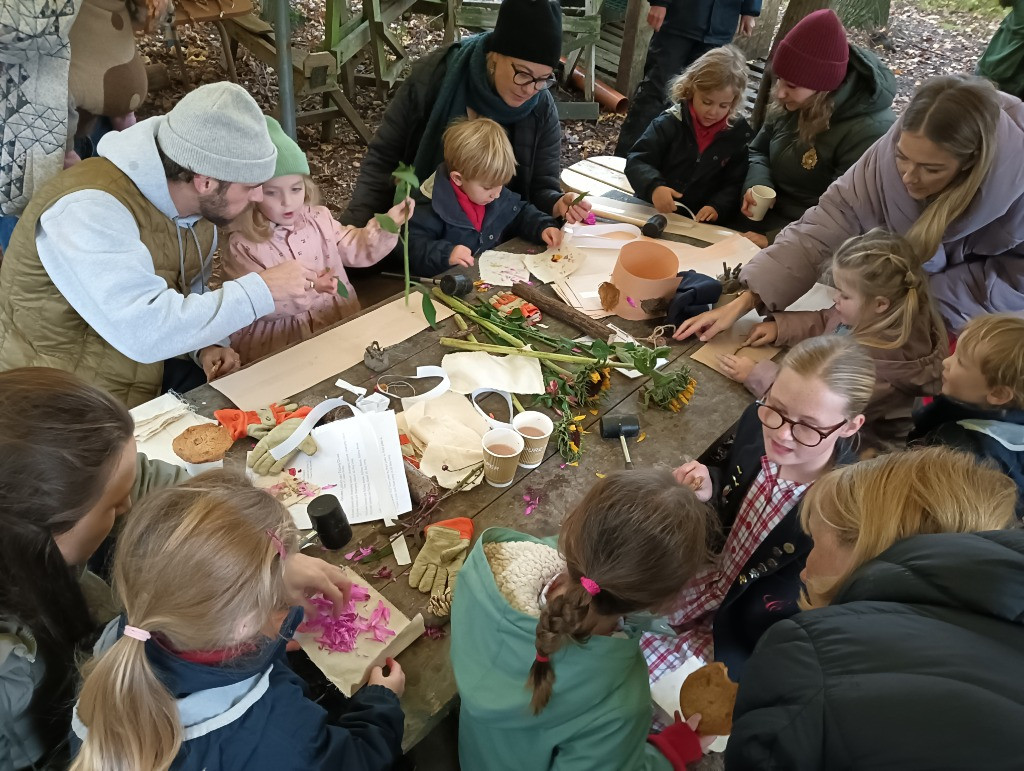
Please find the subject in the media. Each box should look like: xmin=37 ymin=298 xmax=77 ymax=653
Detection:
xmin=180 ymin=261 xmax=753 ymax=750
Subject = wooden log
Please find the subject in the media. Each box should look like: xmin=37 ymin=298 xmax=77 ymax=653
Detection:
xmin=510 ymin=282 xmax=615 ymax=342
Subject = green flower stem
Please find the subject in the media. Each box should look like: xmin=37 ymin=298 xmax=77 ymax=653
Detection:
xmin=402 ymin=187 xmax=411 ymax=306
xmin=454 ymin=313 xmax=526 ymax=412
xmin=439 ymin=338 xmax=636 ymax=369
xmin=435 ymin=290 xmax=524 ymax=348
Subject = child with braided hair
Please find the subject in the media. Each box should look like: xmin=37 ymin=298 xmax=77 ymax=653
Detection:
xmin=450 ymin=469 xmax=715 ymax=770
xmin=717 ymin=228 xmax=946 ymax=442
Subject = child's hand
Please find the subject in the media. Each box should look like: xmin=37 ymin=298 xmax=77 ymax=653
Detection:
xmin=652 ymin=186 xmax=683 ymax=214
xmin=284 ymin=553 xmax=353 ymax=618
xmin=542 ymin=227 xmax=563 ymax=248
xmin=369 ymin=657 xmax=406 ymax=697
xmin=449 ymin=245 xmax=474 ymax=268
xmin=673 ymin=460 xmax=712 ymax=501
xmin=717 ymin=353 xmax=756 ymax=383
xmin=695 ymin=206 xmax=718 ymax=222
xmin=742 ymin=231 xmax=769 ymax=249
xmin=198 ymin=345 xmax=241 ymax=381
xmin=746 ymin=320 xmax=778 ymax=346
xmin=553 ymin=192 xmax=592 ymax=224
xmin=313 ymin=269 xmax=338 ymax=294
xmin=387 ymin=197 xmax=416 ymax=226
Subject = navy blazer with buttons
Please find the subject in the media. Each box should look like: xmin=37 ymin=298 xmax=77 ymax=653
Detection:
xmin=408 ymin=163 xmax=559 ymax=277
xmin=705 ymin=402 xmax=858 ymax=681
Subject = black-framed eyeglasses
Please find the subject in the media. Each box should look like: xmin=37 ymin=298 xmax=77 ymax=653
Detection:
xmin=755 ymin=395 xmax=848 ymax=448
xmin=510 ymin=62 xmax=558 ymax=90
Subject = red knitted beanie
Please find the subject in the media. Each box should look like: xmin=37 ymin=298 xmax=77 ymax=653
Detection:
xmin=772 ymin=9 xmax=850 ymax=92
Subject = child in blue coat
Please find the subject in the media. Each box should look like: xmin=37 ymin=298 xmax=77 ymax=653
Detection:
xmin=909 ymin=313 xmax=1024 ymax=520
xmin=408 ymin=117 xmax=562 ymax=276
xmin=626 ymin=46 xmax=753 ymax=223
xmin=69 ymin=473 xmax=405 ymax=771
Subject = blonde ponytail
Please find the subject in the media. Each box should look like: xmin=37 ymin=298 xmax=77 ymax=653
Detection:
xmin=902 ymin=76 xmax=1000 ymax=260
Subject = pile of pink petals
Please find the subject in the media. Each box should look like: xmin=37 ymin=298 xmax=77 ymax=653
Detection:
xmin=298 ymin=586 xmax=396 ymax=652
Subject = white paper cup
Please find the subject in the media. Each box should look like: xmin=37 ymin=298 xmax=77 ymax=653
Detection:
xmin=747 ymin=185 xmax=777 ymax=222
xmin=513 ymin=411 xmax=554 ymax=469
xmin=482 ymin=428 xmax=525 ymax=487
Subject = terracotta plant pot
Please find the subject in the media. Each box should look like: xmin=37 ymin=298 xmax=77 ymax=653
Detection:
xmin=604 ymin=241 xmax=679 ymax=320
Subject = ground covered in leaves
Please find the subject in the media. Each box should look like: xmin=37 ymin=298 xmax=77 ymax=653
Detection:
xmin=138 ymin=0 xmax=1005 ymax=216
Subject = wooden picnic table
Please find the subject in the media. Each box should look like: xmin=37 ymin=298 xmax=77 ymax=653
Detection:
xmin=178 ymin=244 xmax=754 ymax=751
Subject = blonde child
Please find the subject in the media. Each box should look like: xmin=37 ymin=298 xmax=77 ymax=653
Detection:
xmin=408 ymin=117 xmax=562 ymax=277
xmin=719 ymin=229 xmax=946 ymax=438
xmin=646 ymin=336 xmax=875 ymax=686
xmin=69 ymin=472 xmax=405 ymax=771
xmin=451 ymin=470 xmax=714 ymax=770
xmin=625 ymin=46 xmax=753 ymax=222
xmin=909 ymin=313 xmax=1024 ymax=520
xmin=223 ymin=117 xmax=414 ymax=364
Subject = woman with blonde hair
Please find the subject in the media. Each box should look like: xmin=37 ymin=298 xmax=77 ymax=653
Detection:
xmin=727 ymin=446 xmax=1023 ymax=769
xmin=678 ymin=74 xmax=1024 ymax=345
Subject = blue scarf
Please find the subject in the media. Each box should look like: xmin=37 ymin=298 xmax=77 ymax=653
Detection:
xmin=412 ymin=33 xmax=542 ymax=181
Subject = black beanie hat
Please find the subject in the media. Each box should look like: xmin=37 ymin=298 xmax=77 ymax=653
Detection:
xmin=489 ymin=0 xmax=563 ymax=69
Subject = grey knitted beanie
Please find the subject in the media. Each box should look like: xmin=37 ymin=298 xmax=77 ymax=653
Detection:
xmin=157 ymin=82 xmax=277 ymax=184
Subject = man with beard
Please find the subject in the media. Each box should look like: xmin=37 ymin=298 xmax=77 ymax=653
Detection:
xmin=0 ymin=82 xmax=317 ymax=406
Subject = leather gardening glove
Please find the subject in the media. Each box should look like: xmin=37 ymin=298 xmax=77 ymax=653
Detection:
xmin=409 ymin=517 xmax=473 ymax=597
xmin=215 ymin=407 xmax=260 ymax=440
xmin=248 ymin=417 xmax=318 ymax=476
xmin=246 ymin=403 xmax=313 ymax=440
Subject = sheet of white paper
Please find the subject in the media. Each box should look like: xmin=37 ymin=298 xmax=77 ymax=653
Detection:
xmin=441 ymin=351 xmax=546 ymax=395
xmin=130 ymin=393 xmax=223 ymax=472
xmin=563 ymin=222 xmax=642 ymax=249
xmin=524 ymin=245 xmax=587 ymax=284
xmin=478 ymin=250 xmax=531 ymax=285
xmin=649 ymin=655 xmax=729 ymax=752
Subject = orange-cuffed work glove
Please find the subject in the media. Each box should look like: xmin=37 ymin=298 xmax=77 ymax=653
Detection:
xmin=409 ymin=517 xmax=474 ymax=597
xmin=214 ymin=403 xmax=312 ymax=440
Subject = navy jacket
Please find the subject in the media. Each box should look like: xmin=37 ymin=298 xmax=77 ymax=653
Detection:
xmin=626 ymin=103 xmax=752 ymax=221
xmin=909 ymin=395 xmax=1024 ymax=521
xmin=70 ymin=610 xmax=404 ymax=771
xmin=651 ymin=0 xmax=761 ymax=44
xmin=728 ymin=530 xmax=1024 ymax=770
xmin=706 ymin=403 xmax=858 ymax=681
xmin=408 ymin=164 xmax=558 ymax=277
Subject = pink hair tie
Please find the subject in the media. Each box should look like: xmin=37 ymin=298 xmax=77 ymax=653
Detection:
xmin=267 ymin=529 xmax=287 ymax=560
xmin=123 ymin=625 xmax=151 ymax=642
xmin=580 ymin=576 xmax=601 ymax=596
xmin=535 ymin=654 xmax=550 ymax=663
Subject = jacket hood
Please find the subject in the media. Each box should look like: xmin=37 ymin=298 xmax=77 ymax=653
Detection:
xmin=72 ymin=608 xmax=303 ymax=742
xmin=836 ymin=530 xmax=1024 ymax=625
xmin=958 ymin=417 xmax=1024 ymax=451
xmin=98 ymin=117 xmax=202 ymax=226
xmin=453 ymin=528 xmax=647 ymax=729
xmin=832 ymin=45 xmax=897 ymax=122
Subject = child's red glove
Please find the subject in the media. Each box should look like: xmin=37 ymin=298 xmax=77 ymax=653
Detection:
xmin=647 ymin=717 xmax=703 ymax=770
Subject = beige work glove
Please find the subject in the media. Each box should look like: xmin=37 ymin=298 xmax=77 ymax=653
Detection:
xmin=248 ymin=417 xmax=318 ymax=476
xmin=409 ymin=517 xmax=474 ymax=597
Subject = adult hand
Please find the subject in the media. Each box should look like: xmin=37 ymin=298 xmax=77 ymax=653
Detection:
xmin=386 ymin=197 xmax=416 ymax=226
xmin=553 ymin=192 xmax=592 ymax=224
xmin=695 ymin=205 xmax=718 ymax=223
xmin=652 ymin=186 xmax=683 ymax=214
xmin=738 ymin=14 xmax=756 ymax=36
xmin=743 ymin=231 xmax=769 ymax=249
xmin=198 ymin=345 xmax=240 ymax=380
xmin=717 ymin=353 xmax=756 ymax=383
xmin=542 ymin=227 xmax=563 ymax=248
xmin=368 ymin=657 xmax=406 ymax=697
xmin=673 ymin=293 xmax=757 ymax=341
xmin=673 ymin=461 xmax=712 ymax=501
xmin=313 ymin=268 xmax=337 ymax=294
xmin=259 ymin=261 xmax=317 ymax=307
xmin=746 ymin=320 xmax=778 ymax=346
xmin=449 ymin=245 xmax=475 ymax=268
xmin=284 ymin=553 xmax=353 ymax=617
xmin=740 ymin=188 xmax=756 ymax=218
xmin=248 ymin=417 xmax=318 ymax=476
xmin=647 ymin=4 xmax=667 ymax=30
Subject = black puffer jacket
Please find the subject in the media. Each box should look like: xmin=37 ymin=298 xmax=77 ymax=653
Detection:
xmin=341 ymin=42 xmax=563 ymax=228
xmin=727 ymin=530 xmax=1024 ymax=770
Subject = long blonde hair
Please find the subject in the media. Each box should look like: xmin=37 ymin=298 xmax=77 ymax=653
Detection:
xmin=527 ymin=469 xmax=711 ymax=714
xmin=231 ymin=175 xmax=321 ymax=244
xmin=780 ymin=335 xmax=876 ymax=418
xmin=828 ymin=228 xmax=945 ymax=350
xmin=902 ymin=76 xmax=1000 ymax=260
xmin=70 ymin=472 xmax=297 ymax=771
xmin=669 ymin=45 xmax=748 ymax=123
xmin=800 ymin=446 xmax=1016 ymax=607
xmin=768 ymin=88 xmax=836 ymax=147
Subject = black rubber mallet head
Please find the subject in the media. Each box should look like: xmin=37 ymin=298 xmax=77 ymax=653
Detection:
xmin=600 ymin=414 xmax=640 ymax=470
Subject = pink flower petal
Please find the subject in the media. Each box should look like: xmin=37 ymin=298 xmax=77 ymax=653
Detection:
xmin=626 ymin=296 xmax=637 ymax=308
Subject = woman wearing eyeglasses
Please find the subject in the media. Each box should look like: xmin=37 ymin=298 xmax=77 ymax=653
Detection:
xmin=341 ymin=0 xmax=591 ymax=243
xmin=642 ymin=335 xmax=875 ymax=689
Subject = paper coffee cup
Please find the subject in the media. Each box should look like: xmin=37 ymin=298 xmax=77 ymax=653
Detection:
xmin=747 ymin=185 xmax=777 ymax=222
xmin=513 ymin=411 xmax=554 ymax=469
xmin=482 ymin=428 xmax=525 ymax=488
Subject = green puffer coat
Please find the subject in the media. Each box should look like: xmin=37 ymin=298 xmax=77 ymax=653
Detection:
xmin=744 ymin=45 xmax=897 ymax=234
